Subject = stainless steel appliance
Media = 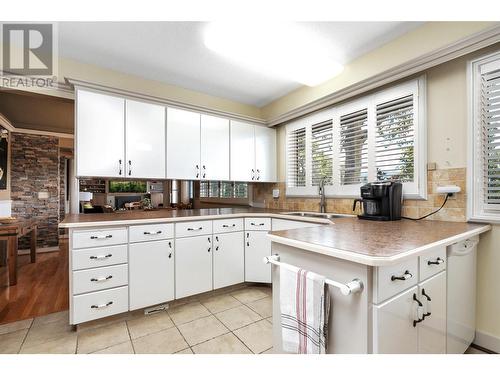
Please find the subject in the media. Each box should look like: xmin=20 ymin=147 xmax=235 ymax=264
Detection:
xmin=352 ymin=181 xmax=402 ymax=221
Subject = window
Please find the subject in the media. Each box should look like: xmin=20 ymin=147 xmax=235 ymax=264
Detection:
xmin=286 ymin=78 xmax=426 ymax=198
xmin=468 ymin=51 xmax=500 ymax=221
xmin=199 ymin=181 xmax=248 ymax=199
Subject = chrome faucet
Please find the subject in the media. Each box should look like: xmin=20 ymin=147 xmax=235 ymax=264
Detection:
xmin=319 ymin=178 xmax=326 ymax=213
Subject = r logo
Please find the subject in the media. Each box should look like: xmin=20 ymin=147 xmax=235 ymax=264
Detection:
xmin=2 ymin=23 xmax=53 ymax=76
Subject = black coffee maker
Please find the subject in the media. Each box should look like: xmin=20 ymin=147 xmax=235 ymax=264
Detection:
xmin=352 ymin=181 xmax=403 ymax=221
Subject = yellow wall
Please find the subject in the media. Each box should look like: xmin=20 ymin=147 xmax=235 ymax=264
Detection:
xmin=262 ymin=22 xmax=497 ymax=122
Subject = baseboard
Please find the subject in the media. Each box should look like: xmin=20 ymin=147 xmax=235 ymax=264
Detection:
xmin=17 ymin=246 xmax=60 ymax=255
xmin=474 ymin=330 xmax=500 ymax=353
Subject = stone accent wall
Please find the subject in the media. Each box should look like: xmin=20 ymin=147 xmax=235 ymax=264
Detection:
xmin=252 ymin=167 xmax=466 ymax=222
xmin=10 ymin=133 xmax=60 ymax=249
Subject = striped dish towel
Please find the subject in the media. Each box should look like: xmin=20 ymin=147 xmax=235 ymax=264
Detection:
xmin=280 ymin=264 xmax=331 ymax=354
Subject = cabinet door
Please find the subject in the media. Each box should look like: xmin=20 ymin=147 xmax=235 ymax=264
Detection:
xmin=230 ymin=121 xmax=255 ymax=181
xmin=76 ymin=89 xmax=125 ymax=177
xmin=418 ymin=271 xmax=446 ymax=354
xmin=175 ymin=235 xmax=213 ymax=299
xmin=373 ymin=286 xmax=418 ymax=354
xmin=166 ymin=107 xmax=200 ymax=179
xmin=201 ymin=114 xmax=230 ymax=180
xmin=129 ymin=240 xmax=174 ymax=310
xmin=254 ymin=126 xmax=277 ymax=182
xmin=245 ymin=231 xmax=271 ymax=283
xmin=214 ymin=232 xmax=244 ymax=289
xmin=125 ymin=100 xmax=166 ymax=179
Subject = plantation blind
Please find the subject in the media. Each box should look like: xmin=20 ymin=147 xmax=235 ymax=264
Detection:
xmin=311 ymin=120 xmax=333 ymax=186
xmin=481 ymin=67 xmax=500 ymax=206
xmin=287 ymin=127 xmax=307 ymax=187
xmin=339 ymin=109 xmax=368 ymax=185
xmin=375 ymin=95 xmax=415 ymax=182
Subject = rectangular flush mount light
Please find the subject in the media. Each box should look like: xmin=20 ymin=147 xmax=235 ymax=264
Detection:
xmin=204 ymin=22 xmax=344 ymax=87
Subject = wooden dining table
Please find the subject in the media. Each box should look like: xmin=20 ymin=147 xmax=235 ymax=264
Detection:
xmin=0 ymin=219 xmax=37 ymax=286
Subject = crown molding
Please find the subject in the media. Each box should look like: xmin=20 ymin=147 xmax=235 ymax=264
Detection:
xmin=11 ymin=127 xmax=74 ymax=139
xmin=65 ymin=78 xmax=266 ymax=125
xmin=266 ymin=24 xmax=500 ymax=127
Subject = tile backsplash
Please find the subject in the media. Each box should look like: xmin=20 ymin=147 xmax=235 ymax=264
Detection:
xmin=252 ymin=168 xmax=466 ymax=222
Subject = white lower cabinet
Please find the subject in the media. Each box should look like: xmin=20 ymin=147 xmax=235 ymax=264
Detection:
xmin=373 ymin=286 xmax=419 ymax=354
xmin=129 ymin=239 xmax=175 ymax=310
xmin=245 ymin=231 xmax=271 ymax=283
xmin=417 ymin=271 xmax=446 ymax=354
xmin=213 ymin=232 xmax=244 ymax=289
xmin=175 ymin=235 xmax=213 ymax=299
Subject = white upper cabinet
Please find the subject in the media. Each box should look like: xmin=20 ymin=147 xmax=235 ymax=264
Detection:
xmin=230 ymin=120 xmax=255 ymax=181
xmin=230 ymin=121 xmax=277 ymax=182
xmin=125 ymin=100 xmax=166 ymax=179
xmin=76 ymin=90 xmax=125 ymax=178
xmin=255 ymin=125 xmax=277 ymax=182
xmin=201 ymin=114 xmax=230 ymax=180
xmin=166 ymin=107 xmax=201 ymax=180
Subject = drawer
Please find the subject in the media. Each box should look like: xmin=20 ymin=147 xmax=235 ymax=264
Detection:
xmin=72 ymin=227 xmax=127 ymax=249
xmin=73 ymin=264 xmax=128 ymax=295
xmin=72 ymin=286 xmax=129 ymax=325
xmin=175 ymin=220 xmax=212 ymax=238
xmin=72 ymin=244 xmax=128 ymax=271
xmin=213 ymin=218 xmax=244 ymax=234
xmin=419 ymin=246 xmax=446 ymax=281
xmin=129 ymin=223 xmax=174 ymax=243
xmin=244 ymin=217 xmax=271 ymax=231
xmin=375 ymin=258 xmax=418 ymax=303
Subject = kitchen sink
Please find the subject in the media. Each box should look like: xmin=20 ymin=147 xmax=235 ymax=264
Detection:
xmin=282 ymin=212 xmax=355 ymax=219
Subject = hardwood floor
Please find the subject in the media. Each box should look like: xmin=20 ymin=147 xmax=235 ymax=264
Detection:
xmin=0 ymin=239 xmax=68 ymax=324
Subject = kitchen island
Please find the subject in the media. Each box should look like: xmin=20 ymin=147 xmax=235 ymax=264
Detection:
xmin=267 ymin=218 xmax=490 ymax=354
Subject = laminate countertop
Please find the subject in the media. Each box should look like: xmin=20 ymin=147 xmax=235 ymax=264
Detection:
xmin=58 ymin=207 xmax=333 ymax=228
xmin=268 ymin=217 xmax=491 ymax=266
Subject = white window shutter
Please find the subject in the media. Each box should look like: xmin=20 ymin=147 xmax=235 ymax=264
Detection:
xmin=339 ymin=109 xmax=369 ymax=185
xmin=311 ymin=120 xmax=334 ymax=186
xmin=375 ymin=95 xmax=415 ymax=182
xmin=286 ymin=126 xmax=307 ymax=188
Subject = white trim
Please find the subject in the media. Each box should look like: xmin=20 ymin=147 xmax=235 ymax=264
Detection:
xmin=17 ymin=246 xmax=60 ymax=256
xmin=0 ymin=112 xmax=15 ymax=132
xmin=11 ymin=127 xmax=73 ymax=139
xmin=474 ymin=330 xmax=500 ymax=353
xmin=66 ymin=78 xmax=266 ymax=126
xmin=267 ymin=25 xmax=500 ymax=127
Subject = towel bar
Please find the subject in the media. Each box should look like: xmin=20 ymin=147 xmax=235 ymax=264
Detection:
xmin=263 ymin=254 xmax=364 ymax=296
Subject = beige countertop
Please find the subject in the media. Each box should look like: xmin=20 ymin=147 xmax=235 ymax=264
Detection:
xmin=58 ymin=207 xmax=331 ymax=228
xmin=268 ymin=218 xmax=491 ymax=266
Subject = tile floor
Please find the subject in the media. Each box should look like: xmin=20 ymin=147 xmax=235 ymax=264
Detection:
xmin=0 ymin=285 xmax=273 ymax=354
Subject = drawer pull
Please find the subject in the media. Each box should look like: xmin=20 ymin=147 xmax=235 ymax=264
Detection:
xmin=89 ymin=254 xmax=112 ymax=260
xmin=391 ymin=270 xmax=412 ymax=281
xmin=250 ymin=222 xmax=265 ymax=226
xmin=222 ymin=224 xmax=236 ymax=228
xmin=143 ymin=230 xmax=162 ymax=235
xmin=187 ymin=227 xmax=203 ymax=231
xmin=91 ymin=301 xmax=113 ymax=309
xmin=90 ymin=275 xmax=113 ymax=282
xmin=90 ymin=234 xmax=113 ymax=240
xmin=427 ymin=257 xmax=444 ymax=266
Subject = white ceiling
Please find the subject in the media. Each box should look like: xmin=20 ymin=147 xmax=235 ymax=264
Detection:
xmin=58 ymin=22 xmax=423 ymax=107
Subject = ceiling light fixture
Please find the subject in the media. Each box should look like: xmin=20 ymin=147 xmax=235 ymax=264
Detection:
xmin=203 ymin=22 xmax=344 ymax=87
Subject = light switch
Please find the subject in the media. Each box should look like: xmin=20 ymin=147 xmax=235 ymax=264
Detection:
xmin=272 ymin=189 xmax=280 ymax=198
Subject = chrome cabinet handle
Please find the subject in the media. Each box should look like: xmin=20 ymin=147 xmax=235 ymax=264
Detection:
xmin=251 ymin=169 xmax=255 ymax=180
xmin=144 ymin=230 xmax=162 ymax=235
xmin=391 ymin=270 xmax=412 ymax=281
xmin=128 ymin=160 xmax=132 ymax=176
xmin=89 ymin=254 xmax=112 ymax=260
xmin=90 ymin=275 xmax=113 ymax=282
xmin=215 ymin=236 xmax=219 ymax=242
xmin=256 ymin=169 xmax=260 ymax=180
xmin=168 ymin=241 xmax=172 ymax=258
xmin=202 ymin=165 xmax=206 ymax=179
xmin=196 ymin=165 xmax=199 ymax=178
xmin=187 ymin=227 xmax=203 ymax=231
xmin=250 ymin=222 xmax=265 ymax=226
xmin=222 ymin=224 xmax=236 ymax=228
xmin=413 ymin=294 xmax=424 ymax=327
xmin=427 ymin=257 xmax=444 ymax=266
xmin=90 ymin=235 xmax=113 ymax=240
xmin=421 ymin=288 xmax=432 ymax=317
xmin=119 ymin=159 xmax=122 ymax=175
xmin=91 ymin=301 xmax=113 ymax=309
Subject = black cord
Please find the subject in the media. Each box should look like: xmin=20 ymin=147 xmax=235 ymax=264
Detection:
xmin=402 ymin=193 xmax=451 ymax=221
